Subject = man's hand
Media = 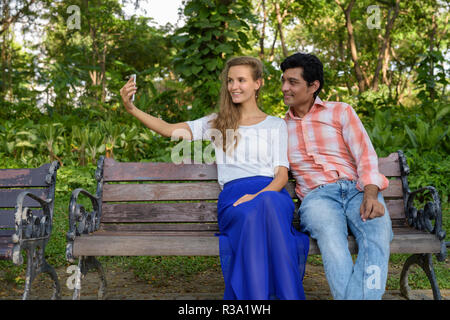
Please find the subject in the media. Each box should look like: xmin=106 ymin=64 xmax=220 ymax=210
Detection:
xmin=233 ymin=193 xmax=257 ymax=207
xmin=360 ymin=184 xmax=385 ymax=222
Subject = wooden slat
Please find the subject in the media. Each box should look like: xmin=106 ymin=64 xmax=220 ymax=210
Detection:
xmin=308 ymin=232 xmax=441 ymax=254
xmin=391 ymin=219 xmax=407 ymax=227
xmin=0 ymin=230 xmax=14 ymax=237
xmin=93 ymin=230 xmax=219 ymax=237
xmin=101 ymin=202 xmax=218 ymax=223
xmin=102 ymin=153 xmax=400 ymax=182
xmin=103 ymin=158 xmax=218 ymax=182
xmin=73 ymin=235 xmax=220 ymax=256
xmin=103 ymin=182 xmax=221 ymax=202
xmin=0 ymin=189 xmax=47 ymax=208
xmin=101 ymin=199 xmax=403 ymax=224
xmin=100 ymin=223 xmax=220 ymax=232
xmin=389 ymin=233 xmax=442 ymax=253
xmin=378 ymin=152 xmax=400 ymax=177
xmin=73 ymin=228 xmax=441 ymax=257
xmin=385 ymin=199 xmax=404 ymax=219
xmin=392 ymin=226 xmax=431 ymax=234
xmin=382 ymin=178 xmax=403 ymax=198
xmin=0 ymin=163 xmax=51 ymax=187
xmin=0 ymin=210 xmax=15 ymax=228
xmin=102 ymin=179 xmax=401 ymax=202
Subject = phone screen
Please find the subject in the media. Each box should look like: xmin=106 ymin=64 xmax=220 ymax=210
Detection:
xmin=131 ymin=74 xmax=136 ymax=101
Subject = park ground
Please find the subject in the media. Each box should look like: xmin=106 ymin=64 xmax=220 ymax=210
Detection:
xmin=0 ymin=258 xmax=448 ymax=300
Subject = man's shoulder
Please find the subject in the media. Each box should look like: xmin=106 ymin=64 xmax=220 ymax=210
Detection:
xmin=321 ymin=100 xmax=352 ymax=111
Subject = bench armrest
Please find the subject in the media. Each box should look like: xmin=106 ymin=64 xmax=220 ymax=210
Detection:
xmin=12 ymin=192 xmax=53 ymax=265
xmin=406 ymin=185 xmax=447 ymax=261
xmin=66 ymin=188 xmax=101 ymax=263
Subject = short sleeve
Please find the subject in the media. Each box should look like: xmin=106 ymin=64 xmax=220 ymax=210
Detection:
xmin=272 ymin=119 xmax=290 ymax=170
xmin=186 ymin=113 xmax=217 ymax=141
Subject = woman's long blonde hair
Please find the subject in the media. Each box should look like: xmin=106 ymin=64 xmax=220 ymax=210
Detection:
xmin=211 ymin=56 xmax=264 ymax=153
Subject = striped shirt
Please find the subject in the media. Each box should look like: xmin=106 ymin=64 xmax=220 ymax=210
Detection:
xmin=284 ymin=96 xmax=389 ymax=200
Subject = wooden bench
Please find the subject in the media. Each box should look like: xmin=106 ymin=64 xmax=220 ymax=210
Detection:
xmin=65 ymin=151 xmax=447 ymax=300
xmin=0 ymin=162 xmax=61 ymax=299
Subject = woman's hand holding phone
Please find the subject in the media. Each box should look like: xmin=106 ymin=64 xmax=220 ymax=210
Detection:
xmin=120 ymin=75 xmax=137 ymax=113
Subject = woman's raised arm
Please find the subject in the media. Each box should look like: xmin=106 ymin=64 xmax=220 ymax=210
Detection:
xmin=120 ymin=77 xmax=192 ymax=140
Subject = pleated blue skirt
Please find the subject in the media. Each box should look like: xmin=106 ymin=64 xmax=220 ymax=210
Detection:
xmin=217 ymin=176 xmax=309 ymax=300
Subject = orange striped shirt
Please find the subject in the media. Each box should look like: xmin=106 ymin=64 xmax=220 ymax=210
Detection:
xmin=284 ymin=96 xmax=389 ymax=200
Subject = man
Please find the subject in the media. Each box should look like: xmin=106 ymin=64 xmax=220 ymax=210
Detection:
xmin=281 ymin=53 xmax=393 ymax=300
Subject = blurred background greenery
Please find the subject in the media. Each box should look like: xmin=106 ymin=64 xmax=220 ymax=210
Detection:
xmin=0 ymin=0 xmax=448 ymax=293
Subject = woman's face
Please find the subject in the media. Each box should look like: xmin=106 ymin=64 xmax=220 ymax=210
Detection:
xmin=227 ymin=65 xmax=261 ymax=105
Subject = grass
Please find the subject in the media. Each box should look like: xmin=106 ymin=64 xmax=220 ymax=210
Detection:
xmin=0 ymin=165 xmax=449 ymax=293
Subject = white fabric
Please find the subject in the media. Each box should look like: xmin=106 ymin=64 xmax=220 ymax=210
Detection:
xmin=186 ymin=113 xmax=290 ymax=186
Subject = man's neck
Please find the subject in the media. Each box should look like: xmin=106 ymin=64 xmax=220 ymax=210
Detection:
xmin=292 ymin=98 xmax=315 ymax=118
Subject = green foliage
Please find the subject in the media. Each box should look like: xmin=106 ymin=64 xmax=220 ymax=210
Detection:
xmin=365 ymin=109 xmax=407 ymax=156
xmin=404 ymin=150 xmax=450 ymax=204
xmin=172 ymin=0 xmax=258 ymax=117
xmin=414 ymin=50 xmax=448 ymax=103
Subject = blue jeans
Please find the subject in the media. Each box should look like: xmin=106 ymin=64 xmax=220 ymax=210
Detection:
xmin=298 ymin=180 xmax=393 ymax=300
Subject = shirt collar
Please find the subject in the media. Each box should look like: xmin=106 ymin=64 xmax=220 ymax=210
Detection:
xmin=285 ymin=96 xmax=326 ymax=119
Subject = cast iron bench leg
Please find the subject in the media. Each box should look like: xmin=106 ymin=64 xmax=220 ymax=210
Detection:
xmin=22 ymin=243 xmax=61 ymax=300
xmin=73 ymin=256 xmax=107 ymax=300
xmin=400 ymin=253 xmax=442 ymax=300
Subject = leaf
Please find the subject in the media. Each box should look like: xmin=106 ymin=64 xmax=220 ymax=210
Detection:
xmin=404 ymin=124 xmax=417 ymax=149
xmin=435 ymin=106 xmax=450 ymax=121
xmin=191 ymin=65 xmax=203 ymax=75
xmin=205 ymin=59 xmax=217 ymax=71
xmin=15 ymin=141 xmax=34 ymax=148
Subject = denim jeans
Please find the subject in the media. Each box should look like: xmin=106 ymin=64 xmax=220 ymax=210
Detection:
xmin=298 ymin=180 xmax=393 ymax=300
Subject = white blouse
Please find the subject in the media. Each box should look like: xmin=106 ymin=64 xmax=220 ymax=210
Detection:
xmin=186 ymin=113 xmax=290 ymax=187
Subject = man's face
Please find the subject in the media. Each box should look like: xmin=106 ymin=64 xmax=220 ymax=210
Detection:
xmin=281 ymin=67 xmax=317 ymax=108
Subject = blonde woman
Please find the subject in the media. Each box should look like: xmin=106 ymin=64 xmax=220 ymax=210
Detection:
xmin=120 ymin=56 xmax=309 ymax=300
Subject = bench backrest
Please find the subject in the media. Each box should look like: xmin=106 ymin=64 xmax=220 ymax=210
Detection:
xmin=98 ymin=152 xmax=407 ymax=234
xmin=0 ymin=163 xmax=58 ymax=254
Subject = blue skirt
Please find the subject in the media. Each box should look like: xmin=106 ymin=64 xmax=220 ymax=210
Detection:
xmin=217 ymin=176 xmax=309 ymax=300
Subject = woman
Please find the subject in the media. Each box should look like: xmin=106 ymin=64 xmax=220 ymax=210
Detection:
xmin=120 ymin=56 xmax=309 ymax=300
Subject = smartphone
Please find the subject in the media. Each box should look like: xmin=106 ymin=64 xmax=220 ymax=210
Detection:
xmin=130 ymin=74 xmax=136 ymax=102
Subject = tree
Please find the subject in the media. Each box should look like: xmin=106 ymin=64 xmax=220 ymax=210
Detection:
xmin=40 ymin=0 xmax=174 ymax=114
xmin=172 ymin=0 xmax=257 ymax=117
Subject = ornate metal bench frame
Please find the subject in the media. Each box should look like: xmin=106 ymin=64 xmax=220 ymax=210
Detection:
xmin=397 ymin=150 xmax=447 ymax=300
xmin=9 ymin=161 xmax=61 ymax=300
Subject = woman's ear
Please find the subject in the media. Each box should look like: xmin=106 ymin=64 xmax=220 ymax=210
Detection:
xmin=255 ymin=78 xmax=263 ymax=91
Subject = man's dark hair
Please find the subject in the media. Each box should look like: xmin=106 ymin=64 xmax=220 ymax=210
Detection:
xmin=280 ymin=53 xmax=324 ymax=99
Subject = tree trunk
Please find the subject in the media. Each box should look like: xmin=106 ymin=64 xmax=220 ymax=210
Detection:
xmin=1 ymin=0 xmax=11 ymax=100
xmin=274 ymin=2 xmax=289 ymax=57
xmin=428 ymin=13 xmax=437 ymax=100
xmin=382 ymin=39 xmax=391 ymax=85
xmin=371 ymin=0 xmax=400 ymax=90
xmin=259 ymin=0 xmax=267 ymax=59
xmin=101 ymin=38 xmax=107 ymax=103
xmin=269 ymin=28 xmax=278 ymax=62
xmin=335 ymin=0 xmax=369 ymax=93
